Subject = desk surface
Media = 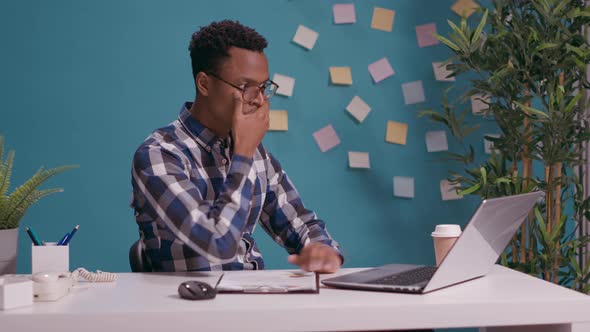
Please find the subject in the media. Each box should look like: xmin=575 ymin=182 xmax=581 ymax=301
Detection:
xmin=2 ymin=265 xmax=590 ymax=332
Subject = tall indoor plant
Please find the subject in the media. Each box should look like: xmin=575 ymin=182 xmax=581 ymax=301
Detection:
xmin=0 ymin=135 xmax=76 ymax=274
xmin=422 ymin=0 xmax=590 ymax=292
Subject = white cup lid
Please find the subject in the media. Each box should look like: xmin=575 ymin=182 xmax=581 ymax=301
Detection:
xmin=431 ymin=224 xmax=462 ymax=237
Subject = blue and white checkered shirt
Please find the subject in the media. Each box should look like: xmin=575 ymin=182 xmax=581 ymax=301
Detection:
xmin=130 ymin=102 xmax=342 ymax=271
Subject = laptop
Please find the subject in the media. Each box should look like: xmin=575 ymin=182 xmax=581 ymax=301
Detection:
xmin=322 ymin=191 xmax=544 ymax=294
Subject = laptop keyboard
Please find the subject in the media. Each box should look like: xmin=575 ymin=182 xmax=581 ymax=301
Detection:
xmin=367 ymin=266 xmax=437 ymax=286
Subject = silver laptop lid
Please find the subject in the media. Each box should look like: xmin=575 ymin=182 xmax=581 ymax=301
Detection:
xmin=423 ymin=191 xmax=544 ymax=293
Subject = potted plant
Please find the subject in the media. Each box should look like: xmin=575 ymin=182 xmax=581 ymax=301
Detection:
xmin=421 ymin=0 xmax=590 ymax=292
xmin=0 ymin=135 xmax=76 ymax=274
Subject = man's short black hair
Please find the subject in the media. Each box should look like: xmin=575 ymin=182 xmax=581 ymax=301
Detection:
xmin=188 ymin=20 xmax=268 ymax=82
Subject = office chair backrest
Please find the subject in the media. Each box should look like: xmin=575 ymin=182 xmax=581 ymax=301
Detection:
xmin=129 ymin=240 xmax=152 ymax=272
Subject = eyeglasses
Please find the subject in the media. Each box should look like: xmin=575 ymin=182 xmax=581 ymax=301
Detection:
xmin=206 ymin=72 xmax=279 ymax=102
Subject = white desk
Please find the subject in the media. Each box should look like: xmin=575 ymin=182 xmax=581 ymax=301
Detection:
xmin=2 ymin=265 xmax=590 ymax=332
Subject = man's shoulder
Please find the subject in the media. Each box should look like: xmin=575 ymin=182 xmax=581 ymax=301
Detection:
xmin=134 ymin=121 xmax=187 ymax=158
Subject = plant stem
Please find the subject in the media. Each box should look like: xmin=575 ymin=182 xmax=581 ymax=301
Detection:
xmin=545 ymin=164 xmax=553 ymax=282
xmin=554 ymin=162 xmax=562 ymax=284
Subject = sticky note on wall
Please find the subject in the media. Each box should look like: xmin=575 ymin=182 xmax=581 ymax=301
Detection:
xmin=393 ymin=176 xmax=415 ymax=198
xmin=402 ymin=81 xmax=425 ymax=105
xmin=471 ymin=94 xmax=490 ymax=115
xmin=329 ymin=66 xmax=353 ymax=85
xmin=432 ymin=62 xmax=455 ymax=82
xmin=371 ymin=7 xmax=395 ymax=32
xmin=313 ymin=125 xmax=341 ymax=152
xmin=333 ymin=3 xmax=356 ymax=24
xmin=292 ymin=25 xmax=319 ymax=50
xmin=368 ymin=57 xmax=395 ymax=83
xmin=348 ymin=151 xmax=370 ymax=169
xmin=484 ymin=134 xmax=500 ymax=154
xmin=416 ymin=23 xmax=440 ymax=48
xmin=346 ymin=96 xmax=371 ymax=123
xmin=425 ymin=131 xmax=448 ymax=152
xmin=385 ymin=121 xmax=408 ymax=145
xmin=273 ymin=73 xmax=295 ymax=97
xmin=269 ymin=110 xmax=288 ymax=131
xmin=451 ymin=0 xmax=480 ymax=18
xmin=440 ymin=180 xmax=463 ymax=201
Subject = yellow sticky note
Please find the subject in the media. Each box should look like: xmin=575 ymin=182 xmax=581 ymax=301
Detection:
xmin=385 ymin=121 xmax=408 ymax=145
xmin=329 ymin=66 xmax=353 ymax=85
xmin=371 ymin=7 xmax=395 ymax=32
xmin=451 ymin=0 xmax=480 ymax=18
xmin=269 ymin=110 xmax=288 ymax=131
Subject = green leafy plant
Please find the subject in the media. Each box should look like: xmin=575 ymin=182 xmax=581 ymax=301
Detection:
xmin=422 ymin=0 xmax=590 ymax=293
xmin=0 ymin=135 xmax=78 ymax=230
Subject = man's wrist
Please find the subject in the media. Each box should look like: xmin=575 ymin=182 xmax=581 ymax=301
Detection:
xmin=234 ymin=147 xmax=255 ymax=158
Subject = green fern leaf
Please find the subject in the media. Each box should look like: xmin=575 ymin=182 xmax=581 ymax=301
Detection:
xmin=6 ymin=188 xmax=64 ymax=228
xmin=0 ymin=150 xmax=15 ymax=197
xmin=2 ymin=165 xmax=77 ymax=223
xmin=0 ymin=135 xmax=4 ymax=164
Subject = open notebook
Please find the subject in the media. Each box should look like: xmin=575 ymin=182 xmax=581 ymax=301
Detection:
xmin=216 ymin=270 xmax=319 ymax=293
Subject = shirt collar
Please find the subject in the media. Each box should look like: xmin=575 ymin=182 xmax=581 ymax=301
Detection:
xmin=178 ymin=102 xmax=231 ymax=151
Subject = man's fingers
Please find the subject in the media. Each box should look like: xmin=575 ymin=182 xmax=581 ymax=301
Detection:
xmin=288 ymin=254 xmax=300 ymax=265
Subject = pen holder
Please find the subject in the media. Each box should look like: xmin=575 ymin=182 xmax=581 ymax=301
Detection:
xmin=31 ymin=243 xmax=69 ymax=274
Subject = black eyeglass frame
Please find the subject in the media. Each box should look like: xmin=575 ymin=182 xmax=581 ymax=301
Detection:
xmin=206 ymin=72 xmax=279 ymax=101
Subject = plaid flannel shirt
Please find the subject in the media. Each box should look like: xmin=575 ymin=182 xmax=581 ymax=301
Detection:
xmin=130 ymin=102 xmax=342 ymax=271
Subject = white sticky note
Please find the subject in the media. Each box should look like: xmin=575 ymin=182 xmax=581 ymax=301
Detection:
xmin=432 ymin=62 xmax=455 ymax=82
xmin=313 ymin=125 xmax=341 ymax=152
xmin=402 ymin=81 xmax=425 ymax=105
xmin=348 ymin=151 xmax=370 ymax=169
xmin=368 ymin=57 xmax=395 ymax=83
xmin=273 ymin=73 xmax=295 ymax=97
xmin=484 ymin=134 xmax=500 ymax=154
xmin=426 ymin=130 xmax=449 ymax=152
xmin=471 ymin=94 xmax=490 ymax=115
xmin=346 ymin=96 xmax=371 ymax=123
xmin=393 ymin=176 xmax=415 ymax=198
xmin=292 ymin=25 xmax=319 ymax=50
xmin=269 ymin=110 xmax=288 ymax=131
xmin=333 ymin=3 xmax=356 ymax=24
xmin=440 ymin=180 xmax=462 ymax=201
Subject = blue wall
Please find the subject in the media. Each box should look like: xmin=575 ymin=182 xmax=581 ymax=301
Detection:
xmin=1 ymin=0 xmax=494 ymax=278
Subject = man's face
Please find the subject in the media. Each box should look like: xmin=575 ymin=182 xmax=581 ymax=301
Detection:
xmin=207 ymin=47 xmax=269 ymax=126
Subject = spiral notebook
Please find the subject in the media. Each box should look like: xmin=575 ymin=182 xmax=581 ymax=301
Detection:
xmin=216 ymin=270 xmax=319 ymax=294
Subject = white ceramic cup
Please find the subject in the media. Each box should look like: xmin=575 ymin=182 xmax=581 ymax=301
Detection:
xmin=431 ymin=224 xmax=462 ymax=266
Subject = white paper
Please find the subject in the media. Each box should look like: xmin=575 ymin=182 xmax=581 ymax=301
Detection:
xmin=426 ymin=130 xmax=448 ymax=152
xmin=292 ymin=25 xmax=319 ymax=50
xmin=471 ymin=94 xmax=490 ymax=115
xmin=440 ymin=179 xmax=462 ymax=201
xmin=217 ymin=270 xmax=317 ymax=293
xmin=273 ymin=73 xmax=295 ymax=97
xmin=348 ymin=151 xmax=370 ymax=169
xmin=484 ymin=134 xmax=500 ymax=154
xmin=346 ymin=96 xmax=371 ymax=123
xmin=432 ymin=62 xmax=455 ymax=82
xmin=393 ymin=176 xmax=414 ymax=198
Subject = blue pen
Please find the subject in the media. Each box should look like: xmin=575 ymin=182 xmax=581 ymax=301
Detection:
xmin=62 ymin=225 xmax=79 ymax=245
xmin=57 ymin=233 xmax=70 ymax=246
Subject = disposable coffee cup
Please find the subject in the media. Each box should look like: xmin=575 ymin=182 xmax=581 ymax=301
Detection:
xmin=431 ymin=224 xmax=462 ymax=266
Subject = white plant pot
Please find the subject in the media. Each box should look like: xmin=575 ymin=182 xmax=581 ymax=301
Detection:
xmin=0 ymin=227 xmax=19 ymax=275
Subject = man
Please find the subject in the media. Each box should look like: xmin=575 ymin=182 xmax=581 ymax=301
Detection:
xmin=130 ymin=20 xmax=343 ymax=273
